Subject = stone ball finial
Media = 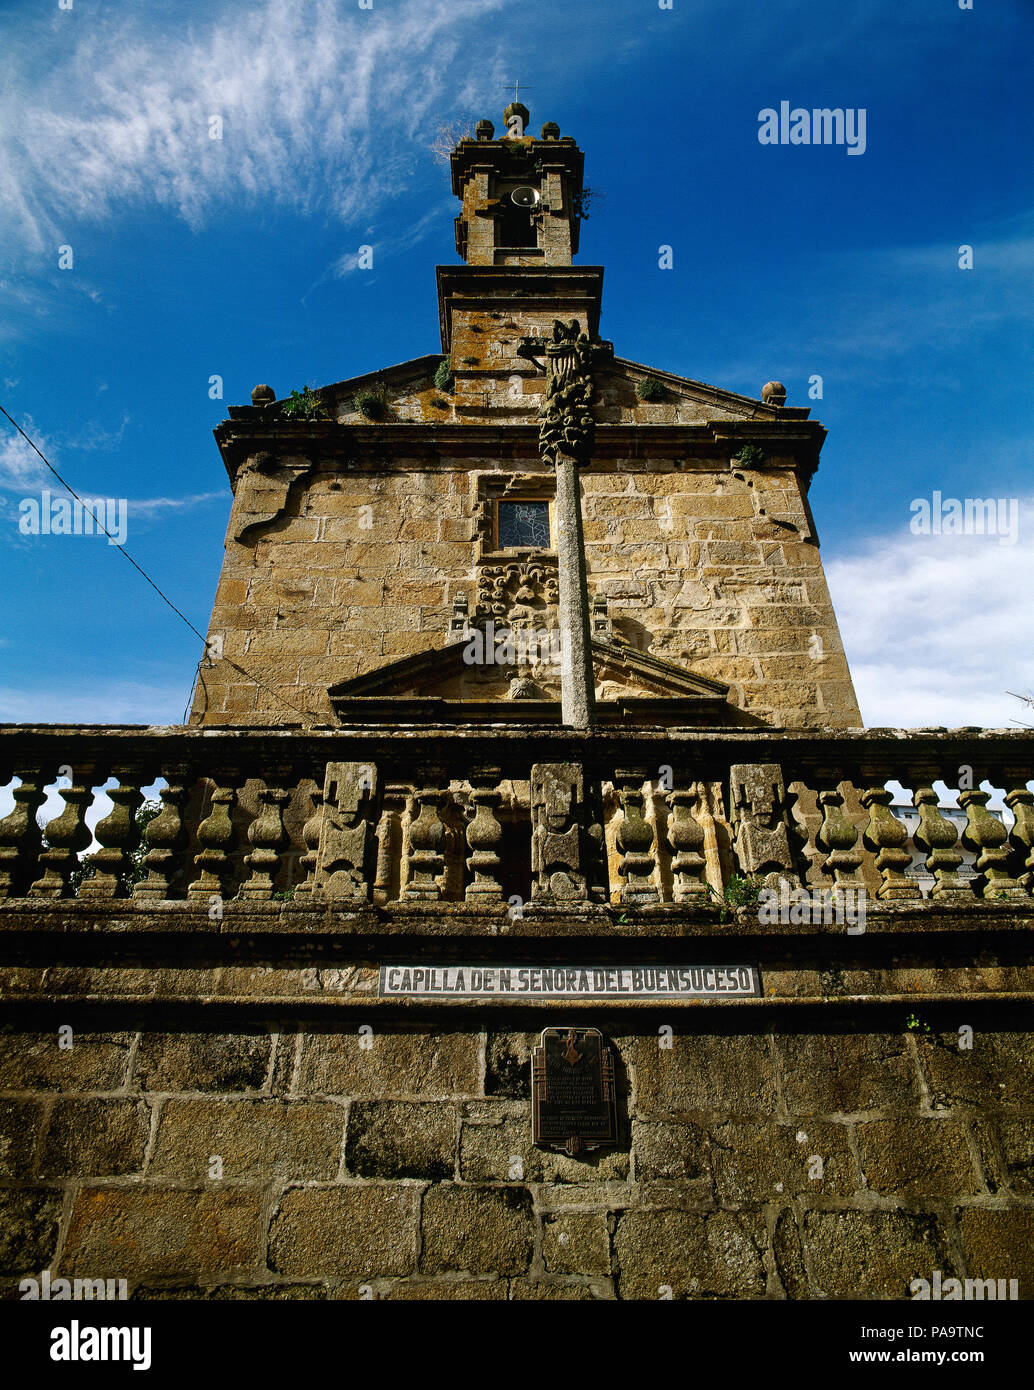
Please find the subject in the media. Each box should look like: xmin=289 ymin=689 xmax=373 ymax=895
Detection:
xmin=540 ymin=121 xmax=560 ymax=140
xmin=251 ymin=384 xmax=276 ymax=406
xmin=475 ymin=118 xmax=494 ymax=141
xmin=503 ymin=101 xmax=530 ymax=135
xmin=761 ymin=381 xmax=787 ymax=406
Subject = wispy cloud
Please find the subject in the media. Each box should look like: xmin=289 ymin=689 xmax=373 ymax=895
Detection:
xmin=330 ymin=200 xmax=454 ymax=279
xmin=0 ymin=0 xmax=507 ymax=254
xmin=827 ymin=498 xmax=1034 ymax=728
xmin=129 ymin=492 xmax=226 ymax=516
xmin=0 ymin=679 xmax=189 ymax=726
xmin=0 ymin=417 xmax=52 ymax=490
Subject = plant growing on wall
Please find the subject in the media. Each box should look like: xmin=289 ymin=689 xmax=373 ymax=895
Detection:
xmin=281 ymin=386 xmax=330 ymax=421
xmin=709 ymin=872 xmax=763 ymax=922
xmin=734 ymin=444 xmax=766 ymax=467
xmin=434 ymin=356 xmax=454 ymax=392
xmin=636 ymin=376 xmax=665 ymax=401
xmin=353 ymin=386 xmax=387 ymax=419
xmin=571 ymin=186 xmax=602 ymax=221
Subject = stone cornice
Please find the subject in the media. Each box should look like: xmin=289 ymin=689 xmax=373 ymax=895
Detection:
xmin=212 ymin=419 xmax=828 ymax=486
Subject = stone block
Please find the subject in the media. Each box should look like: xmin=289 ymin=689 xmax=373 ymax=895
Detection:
xmin=39 ymin=1100 xmax=149 ymax=1178
xmin=345 ymin=1101 xmax=455 ymax=1180
xmin=916 ymin=1032 xmax=1034 ymax=1111
xmin=297 ymin=1030 xmax=480 ymax=1098
xmin=957 ymin=1209 xmax=1034 ymax=1295
xmin=60 ymin=1189 xmax=263 ymax=1279
xmin=710 ymin=1121 xmax=855 ymax=1201
xmin=614 ymin=1209 xmax=766 ymax=1300
xmin=997 ymin=1118 xmax=1034 ymax=1194
xmin=630 ymin=1033 xmax=777 ymax=1118
xmin=420 ymin=1185 xmax=534 ymax=1277
xmin=134 ymin=1032 xmax=272 ymax=1093
xmin=385 ymin=1279 xmax=507 ymax=1300
xmin=801 ymin=1209 xmax=955 ymax=1299
xmin=151 ymin=1100 xmax=344 ymax=1180
xmin=0 ymin=1030 xmax=133 ymax=1092
xmin=856 ymin=1118 xmax=980 ymax=1197
xmin=543 ymin=1212 xmax=610 ymax=1275
xmin=630 ymin=1120 xmax=711 ymax=1186
xmin=509 ymin=1279 xmax=603 ymax=1300
xmin=0 ymin=1188 xmax=63 ymax=1275
xmin=776 ymin=1033 xmax=921 ymax=1115
xmin=268 ymin=1185 xmax=418 ymax=1278
xmin=0 ymin=1099 xmax=43 ymax=1178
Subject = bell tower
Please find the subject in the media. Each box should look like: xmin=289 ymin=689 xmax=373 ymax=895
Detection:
xmin=438 ymin=106 xmax=602 ymax=375
xmin=450 ymin=105 xmax=585 ymax=267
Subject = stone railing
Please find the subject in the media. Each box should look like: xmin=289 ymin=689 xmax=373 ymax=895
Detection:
xmin=0 ymin=725 xmax=1032 ymax=911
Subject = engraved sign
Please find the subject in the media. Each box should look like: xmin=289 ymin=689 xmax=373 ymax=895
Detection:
xmin=532 ymin=1027 xmax=617 ymax=1157
xmin=378 ymin=964 xmax=759 ymax=999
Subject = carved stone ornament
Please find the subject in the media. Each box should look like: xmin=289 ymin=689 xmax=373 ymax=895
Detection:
xmin=313 ymin=761 xmax=378 ymax=901
xmin=729 ymin=762 xmax=796 ymax=886
xmin=475 ymin=561 xmax=559 ymax=631
xmin=538 ymin=319 xmax=601 ymax=467
xmin=531 ymin=762 xmax=590 ymax=901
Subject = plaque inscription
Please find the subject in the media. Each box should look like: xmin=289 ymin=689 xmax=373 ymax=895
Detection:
xmin=532 ymin=1027 xmax=617 ymax=1157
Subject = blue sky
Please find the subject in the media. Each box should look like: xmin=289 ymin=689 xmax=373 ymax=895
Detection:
xmin=1 ymin=0 xmax=1032 ymax=728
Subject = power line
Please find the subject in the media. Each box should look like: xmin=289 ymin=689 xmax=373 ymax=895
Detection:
xmin=1 ymin=403 xmax=319 ymax=726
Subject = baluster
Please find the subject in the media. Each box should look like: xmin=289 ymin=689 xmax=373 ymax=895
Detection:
xmin=187 ymin=783 xmax=238 ymax=902
xmin=29 ymin=774 xmax=96 ymax=898
xmin=403 ymin=786 xmax=445 ymax=901
xmin=860 ymin=787 xmax=921 ymax=900
xmin=465 ymin=767 xmax=504 ymax=902
xmin=133 ymin=779 xmax=190 ymax=899
xmin=913 ymin=786 xmax=969 ymax=899
xmin=440 ymin=796 xmax=468 ymax=902
xmin=78 ymin=775 xmax=144 ymax=898
xmin=372 ymin=787 xmax=407 ymax=905
xmin=960 ymin=789 xmax=1025 ymax=899
xmin=241 ymin=783 xmax=290 ymax=899
xmin=667 ymin=783 xmax=708 ymax=901
xmin=815 ymin=786 xmax=864 ymax=888
xmin=0 ymin=775 xmax=47 ymax=899
xmin=615 ymin=769 xmax=659 ymax=905
xmin=1005 ymin=787 xmax=1034 ymax=892
xmin=293 ymin=785 xmax=324 ymax=899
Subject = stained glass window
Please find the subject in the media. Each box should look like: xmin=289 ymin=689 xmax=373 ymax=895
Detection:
xmin=498 ymin=500 xmax=551 ymax=549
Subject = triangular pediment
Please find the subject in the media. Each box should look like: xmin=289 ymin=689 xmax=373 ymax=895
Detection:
xmin=327 ymin=636 xmax=733 ymax=726
xmin=595 ymin=358 xmax=806 ymax=425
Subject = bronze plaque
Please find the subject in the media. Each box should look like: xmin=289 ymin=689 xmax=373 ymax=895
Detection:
xmin=531 ymin=1027 xmax=617 ymax=1157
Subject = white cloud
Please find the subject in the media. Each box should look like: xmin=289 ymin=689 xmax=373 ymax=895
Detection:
xmin=827 ymin=498 xmax=1034 ymax=728
xmin=129 ymin=492 xmax=226 ymax=516
xmin=0 ymin=681 xmax=188 ymax=726
xmin=0 ymin=416 xmax=51 ymax=489
xmin=0 ymin=0 xmax=507 ymax=253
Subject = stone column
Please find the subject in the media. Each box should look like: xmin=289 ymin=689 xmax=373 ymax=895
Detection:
xmin=555 ymin=455 xmax=595 ymax=729
xmin=538 ymin=320 xmax=610 ymax=730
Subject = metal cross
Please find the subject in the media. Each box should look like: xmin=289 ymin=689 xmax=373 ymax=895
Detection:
xmin=506 ymin=79 xmax=531 ymax=102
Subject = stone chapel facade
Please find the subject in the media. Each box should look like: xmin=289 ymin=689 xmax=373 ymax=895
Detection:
xmin=0 ymin=107 xmax=1032 ymax=1302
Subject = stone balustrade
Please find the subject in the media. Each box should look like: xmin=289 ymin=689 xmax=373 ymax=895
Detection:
xmin=0 ymin=725 xmax=1032 ymax=911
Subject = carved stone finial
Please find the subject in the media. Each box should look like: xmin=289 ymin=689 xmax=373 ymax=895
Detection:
xmin=761 ymin=381 xmax=787 ymax=406
xmin=475 ymin=118 xmax=494 ymax=141
xmin=503 ymin=101 xmax=530 ymax=137
xmin=541 ymin=121 xmax=560 ymax=140
xmin=251 ymin=384 xmax=276 ymax=406
xmin=538 ymin=319 xmax=598 ymax=467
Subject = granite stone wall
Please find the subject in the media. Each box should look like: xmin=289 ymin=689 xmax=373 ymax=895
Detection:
xmin=196 ymin=459 xmax=859 ymax=729
xmin=3 ymin=1023 xmax=1031 ymax=1300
